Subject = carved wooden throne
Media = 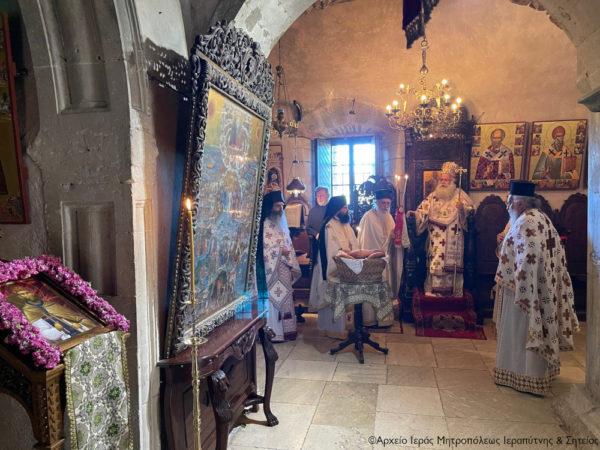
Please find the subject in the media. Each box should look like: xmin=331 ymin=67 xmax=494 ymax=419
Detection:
xmin=401 ymin=132 xmax=476 ymax=322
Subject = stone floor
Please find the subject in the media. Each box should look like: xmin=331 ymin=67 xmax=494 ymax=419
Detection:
xmin=229 ymin=316 xmax=587 ymax=450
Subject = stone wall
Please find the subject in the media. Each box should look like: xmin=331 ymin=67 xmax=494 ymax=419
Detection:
xmin=0 ymin=0 xmax=598 ymax=448
xmin=268 ymin=0 xmax=589 ymax=211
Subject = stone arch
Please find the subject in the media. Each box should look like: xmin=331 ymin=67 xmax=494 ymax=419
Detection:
xmin=300 ymin=97 xmax=389 ymax=138
xmin=230 ymin=0 xmax=600 ymax=439
xmin=231 ymin=0 xmax=600 ymax=98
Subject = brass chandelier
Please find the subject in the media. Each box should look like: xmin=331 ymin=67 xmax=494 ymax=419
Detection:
xmin=272 ymin=42 xmax=302 ymax=138
xmin=385 ymin=36 xmax=466 ymax=139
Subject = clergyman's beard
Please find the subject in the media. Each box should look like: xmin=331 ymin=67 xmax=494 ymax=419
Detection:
xmin=269 ymin=210 xmax=283 ymax=223
xmin=552 ymin=140 xmax=564 ymax=152
xmin=317 ymin=199 xmax=328 ymax=206
xmin=434 ymin=183 xmax=457 ymax=201
xmin=508 ymin=207 xmax=519 ymax=225
xmin=337 ymin=212 xmax=350 ymax=224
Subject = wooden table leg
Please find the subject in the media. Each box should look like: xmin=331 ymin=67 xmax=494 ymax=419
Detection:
xmin=208 ymin=370 xmax=232 ymax=450
xmin=259 ymin=326 xmax=279 ymax=426
xmin=32 ymin=376 xmax=64 ymax=450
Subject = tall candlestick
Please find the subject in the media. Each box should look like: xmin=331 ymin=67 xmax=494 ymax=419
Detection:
xmin=394 ymin=175 xmax=402 ymax=209
xmin=452 ymin=167 xmax=467 ymax=296
xmin=186 ymin=197 xmax=202 ymax=450
xmin=402 ymin=174 xmax=409 ymax=209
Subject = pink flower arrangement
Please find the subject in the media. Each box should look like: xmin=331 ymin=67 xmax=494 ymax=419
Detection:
xmin=0 ymin=255 xmax=129 ymax=369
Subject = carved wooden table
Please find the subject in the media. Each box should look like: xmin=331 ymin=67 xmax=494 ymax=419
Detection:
xmin=158 ymin=314 xmax=278 ymax=450
xmin=0 ymin=345 xmax=65 ymax=450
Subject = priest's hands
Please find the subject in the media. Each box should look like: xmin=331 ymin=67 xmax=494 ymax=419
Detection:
xmin=281 ymin=248 xmax=291 ymax=257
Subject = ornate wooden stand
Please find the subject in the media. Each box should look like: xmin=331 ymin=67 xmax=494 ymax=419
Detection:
xmin=329 ymin=303 xmax=389 ymax=364
xmin=0 ymin=345 xmax=65 ymax=450
xmin=159 ymin=315 xmax=278 ymax=450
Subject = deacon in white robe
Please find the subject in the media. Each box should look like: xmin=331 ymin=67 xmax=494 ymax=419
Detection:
xmin=494 ymin=180 xmax=579 ymax=395
xmin=411 ymin=162 xmax=473 ymax=297
xmin=358 ymin=189 xmax=410 ymax=326
xmin=309 ymin=195 xmax=357 ymax=339
xmin=258 ymin=191 xmax=301 ymax=342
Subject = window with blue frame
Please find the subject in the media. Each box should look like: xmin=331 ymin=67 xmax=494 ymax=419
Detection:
xmin=315 ymin=136 xmax=377 ymax=208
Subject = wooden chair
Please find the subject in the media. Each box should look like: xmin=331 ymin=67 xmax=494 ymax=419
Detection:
xmin=474 ymin=195 xmax=509 ymax=322
xmin=559 ymin=193 xmax=587 ymax=319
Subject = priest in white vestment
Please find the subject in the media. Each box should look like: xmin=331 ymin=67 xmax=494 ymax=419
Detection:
xmin=492 ymin=220 xmax=511 ymax=335
xmin=309 ymin=195 xmax=357 ymax=338
xmin=257 ymin=190 xmax=301 ymax=342
xmin=410 ymin=162 xmax=474 ymax=297
xmin=494 ymin=180 xmax=579 ymax=395
xmin=358 ymin=189 xmax=410 ymax=326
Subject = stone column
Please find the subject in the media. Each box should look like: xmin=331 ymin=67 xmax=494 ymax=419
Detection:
xmin=554 ymin=110 xmax=600 ymax=446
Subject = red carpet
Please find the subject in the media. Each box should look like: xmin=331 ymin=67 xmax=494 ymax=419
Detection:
xmin=412 ymin=289 xmax=486 ymax=340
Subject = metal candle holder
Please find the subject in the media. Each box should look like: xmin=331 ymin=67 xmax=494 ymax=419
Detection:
xmin=452 ymin=167 xmax=468 ymax=296
xmin=184 ymin=197 xmax=207 ymax=450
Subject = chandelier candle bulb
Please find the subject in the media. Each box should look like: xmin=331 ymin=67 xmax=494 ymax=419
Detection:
xmin=456 ymin=97 xmax=462 ymax=105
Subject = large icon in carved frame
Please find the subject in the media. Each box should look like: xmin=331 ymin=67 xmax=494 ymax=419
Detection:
xmin=469 ymin=122 xmax=528 ymax=191
xmin=164 ymin=41 xmax=272 ymax=356
xmin=527 ymin=119 xmax=587 ymax=190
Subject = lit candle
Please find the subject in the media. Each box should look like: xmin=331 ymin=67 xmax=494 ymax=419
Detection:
xmin=402 ymin=174 xmax=409 ymax=208
xmin=399 ymin=83 xmax=405 ymax=92
xmin=392 ymin=100 xmax=399 ymax=107
xmin=443 ymin=94 xmax=451 ymax=104
xmin=451 ymin=103 xmax=458 ymax=111
xmin=393 ymin=175 xmax=401 ymax=208
xmin=185 ymin=197 xmax=201 ymax=450
xmin=420 ymin=94 xmax=428 ymax=105
xmin=386 ymin=104 xmax=392 ymax=113
xmin=456 ymin=97 xmax=463 ymax=105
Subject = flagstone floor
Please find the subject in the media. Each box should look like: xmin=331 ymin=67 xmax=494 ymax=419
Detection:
xmin=228 ymin=316 xmax=587 ymax=450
